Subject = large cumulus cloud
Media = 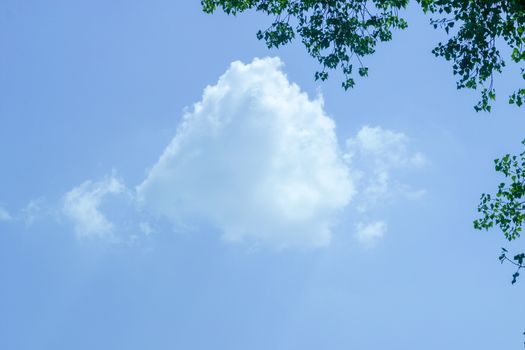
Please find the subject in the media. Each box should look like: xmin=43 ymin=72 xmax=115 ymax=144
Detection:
xmin=136 ymin=58 xmax=355 ymax=248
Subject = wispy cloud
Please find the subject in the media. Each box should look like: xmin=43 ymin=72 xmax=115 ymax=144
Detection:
xmin=345 ymin=126 xmax=426 ymax=211
xmin=346 ymin=126 xmax=426 ymax=169
xmin=0 ymin=206 xmax=12 ymax=222
xmin=139 ymin=222 xmax=154 ymax=236
xmin=21 ymin=198 xmax=47 ymax=226
xmin=355 ymin=221 xmax=387 ymax=247
xmin=63 ymin=174 xmax=125 ymax=238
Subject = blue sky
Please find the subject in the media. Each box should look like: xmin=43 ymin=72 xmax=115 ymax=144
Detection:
xmin=1 ymin=1 xmax=525 ymax=349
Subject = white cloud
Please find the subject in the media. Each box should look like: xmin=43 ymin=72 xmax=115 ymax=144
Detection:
xmin=345 ymin=126 xmax=426 ymax=210
xmin=355 ymin=221 xmax=386 ymax=247
xmin=0 ymin=207 xmax=11 ymax=222
xmin=345 ymin=126 xmax=426 ymax=169
xmin=21 ymin=198 xmax=46 ymax=226
xmin=137 ymin=57 xmax=355 ymax=248
xmin=401 ymin=187 xmax=427 ymax=201
xmin=63 ymin=174 xmax=125 ymax=238
xmin=50 ymin=58 xmax=425 ymax=248
xmin=139 ymin=222 xmax=154 ymax=236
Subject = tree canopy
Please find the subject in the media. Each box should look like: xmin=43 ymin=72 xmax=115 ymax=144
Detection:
xmin=202 ymin=0 xmax=525 ymax=111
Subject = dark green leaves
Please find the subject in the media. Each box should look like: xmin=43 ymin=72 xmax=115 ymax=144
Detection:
xmin=201 ymin=0 xmax=258 ymax=15
xmin=419 ymin=0 xmax=525 ymax=112
xmin=475 ymin=140 xmax=525 ymax=283
xmin=202 ymin=0 xmax=525 ymax=112
xmin=257 ymin=22 xmax=295 ymax=48
xmin=474 ymin=140 xmax=525 ymax=241
xmin=497 ymin=248 xmax=524 ymax=284
xmin=201 ymin=0 xmax=409 ymax=90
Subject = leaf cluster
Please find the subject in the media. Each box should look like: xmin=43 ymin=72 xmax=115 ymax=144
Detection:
xmin=202 ymin=0 xmax=409 ymax=90
xmin=419 ymin=0 xmax=525 ymax=111
xmin=498 ymin=248 xmax=525 ymax=284
xmin=475 ymin=140 xmax=525 ymax=282
xmin=202 ymin=0 xmax=525 ymax=112
xmin=474 ymin=140 xmax=525 ymax=239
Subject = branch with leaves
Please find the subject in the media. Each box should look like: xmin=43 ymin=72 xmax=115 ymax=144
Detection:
xmin=202 ymin=0 xmax=410 ymax=90
xmin=498 ymin=248 xmax=525 ymax=284
xmin=420 ymin=0 xmax=525 ymax=112
xmin=475 ymin=140 xmax=525 ymax=283
xmin=202 ymin=0 xmax=525 ymax=112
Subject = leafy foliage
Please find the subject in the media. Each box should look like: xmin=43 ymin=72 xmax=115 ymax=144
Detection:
xmin=201 ymin=0 xmax=409 ymax=90
xmin=498 ymin=248 xmax=525 ymax=284
xmin=202 ymin=0 xmax=525 ymax=111
xmin=420 ymin=0 xmax=525 ymax=112
xmin=474 ymin=140 xmax=525 ymax=283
